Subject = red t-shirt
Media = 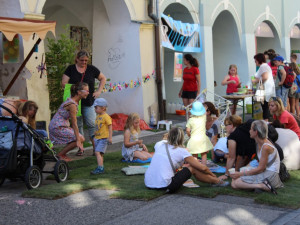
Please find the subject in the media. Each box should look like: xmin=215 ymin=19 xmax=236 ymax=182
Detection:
xmin=274 ymin=110 xmax=300 ymax=139
xmin=226 ymin=75 xmax=239 ymax=94
xmin=182 ymin=67 xmax=199 ymax=92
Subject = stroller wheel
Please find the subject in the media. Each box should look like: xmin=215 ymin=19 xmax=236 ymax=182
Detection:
xmin=0 ymin=176 xmax=5 ymax=186
xmin=25 ymin=166 xmax=42 ymax=189
xmin=54 ymin=160 xmax=69 ymax=183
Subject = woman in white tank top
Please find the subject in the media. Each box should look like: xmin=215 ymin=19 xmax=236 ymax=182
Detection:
xmin=230 ymin=120 xmax=283 ymax=194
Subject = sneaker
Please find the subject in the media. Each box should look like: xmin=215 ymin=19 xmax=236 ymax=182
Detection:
xmin=90 ymin=166 xmax=104 ymax=175
xmin=212 ymin=181 xmax=230 ymax=187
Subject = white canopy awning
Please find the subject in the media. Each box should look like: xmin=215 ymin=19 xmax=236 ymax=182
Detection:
xmin=0 ymin=16 xmax=56 ymax=41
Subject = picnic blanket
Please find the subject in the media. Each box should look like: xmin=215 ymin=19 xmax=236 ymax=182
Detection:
xmin=121 ymin=158 xmax=152 ymax=163
xmin=121 ymin=165 xmax=149 ymax=175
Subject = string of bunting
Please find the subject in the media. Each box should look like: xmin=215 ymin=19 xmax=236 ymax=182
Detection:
xmin=102 ymin=70 xmax=156 ymax=93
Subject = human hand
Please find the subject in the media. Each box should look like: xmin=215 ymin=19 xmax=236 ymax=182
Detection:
xmin=142 ymin=144 xmax=148 ymax=151
xmin=93 ymin=90 xmax=101 ymax=98
xmin=229 ymin=80 xmax=236 ymax=84
xmin=108 ymin=138 xmax=112 ymax=145
xmin=230 ymin=172 xmax=242 ymax=179
xmin=219 ymin=175 xmax=228 ymax=180
xmin=136 ymin=140 xmax=143 ymax=145
xmin=76 ymin=140 xmax=83 ymax=151
xmin=178 ymin=91 xmax=182 ymax=98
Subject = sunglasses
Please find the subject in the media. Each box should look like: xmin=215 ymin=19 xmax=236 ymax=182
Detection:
xmin=80 ymin=90 xmax=89 ymax=93
xmin=270 ymin=97 xmax=281 ymax=102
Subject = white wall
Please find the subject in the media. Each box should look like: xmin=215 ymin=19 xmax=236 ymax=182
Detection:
xmin=162 ymin=2 xmax=195 ymax=106
xmin=212 ymin=10 xmax=246 ymax=96
xmin=291 ymin=38 xmax=300 ymax=51
xmin=93 ymin=0 xmax=144 ymax=118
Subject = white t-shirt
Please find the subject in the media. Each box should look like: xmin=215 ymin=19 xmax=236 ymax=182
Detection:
xmin=144 ymin=140 xmax=191 ymax=188
xmin=213 ymin=137 xmax=228 ymax=153
xmin=255 ymin=63 xmax=276 ymax=102
xmin=276 ymin=128 xmax=300 ymax=170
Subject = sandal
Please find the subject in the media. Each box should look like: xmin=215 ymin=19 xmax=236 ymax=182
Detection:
xmin=76 ymin=149 xmax=84 ymax=156
xmin=262 ymin=178 xmax=277 ymax=195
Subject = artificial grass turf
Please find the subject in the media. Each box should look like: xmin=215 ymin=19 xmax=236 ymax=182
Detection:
xmin=22 ymin=150 xmax=300 ymax=209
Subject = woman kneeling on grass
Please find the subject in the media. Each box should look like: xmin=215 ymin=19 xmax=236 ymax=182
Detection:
xmin=144 ymin=127 xmax=229 ymax=193
xmin=231 ymin=120 xmax=283 ymax=194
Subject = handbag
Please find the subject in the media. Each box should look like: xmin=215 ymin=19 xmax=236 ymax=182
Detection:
xmin=290 ymin=82 xmax=298 ymax=95
xmin=254 ymin=78 xmax=265 ymax=102
xmin=267 ymin=145 xmax=290 ymax=183
xmin=63 ymin=84 xmax=82 ymax=117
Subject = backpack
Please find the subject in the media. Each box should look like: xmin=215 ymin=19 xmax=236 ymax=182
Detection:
xmin=279 ymin=66 xmax=295 ymax=88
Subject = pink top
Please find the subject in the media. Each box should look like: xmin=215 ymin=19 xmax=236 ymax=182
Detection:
xmin=274 ymin=110 xmax=300 ymax=139
xmin=226 ymin=75 xmax=239 ymax=94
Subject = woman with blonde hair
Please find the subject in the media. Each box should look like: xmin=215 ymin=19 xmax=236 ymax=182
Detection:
xmin=145 ymin=127 xmax=229 ymax=193
xmin=268 ymin=97 xmax=300 ymax=139
xmin=231 ymin=120 xmax=283 ymax=194
xmin=121 ymin=113 xmax=152 ymax=162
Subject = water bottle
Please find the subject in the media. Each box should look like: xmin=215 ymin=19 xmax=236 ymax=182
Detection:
xmin=171 ymin=102 xmax=176 ymax=114
xmin=167 ymin=102 xmax=171 ymax=114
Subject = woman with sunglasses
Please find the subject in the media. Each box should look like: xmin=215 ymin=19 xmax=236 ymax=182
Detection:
xmin=49 ymin=82 xmax=89 ymax=162
xmin=219 ymin=116 xmax=256 ymax=180
xmin=62 ymin=50 xmax=106 ymax=155
xmin=268 ymin=97 xmax=300 ymax=139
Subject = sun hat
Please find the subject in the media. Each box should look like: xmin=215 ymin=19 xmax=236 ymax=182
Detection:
xmin=273 ymin=55 xmax=284 ymax=62
xmin=93 ymin=98 xmax=108 ymax=107
xmin=190 ymin=101 xmax=206 ymax=116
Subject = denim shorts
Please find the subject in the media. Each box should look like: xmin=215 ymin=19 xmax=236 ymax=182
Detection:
xmin=77 ymin=106 xmax=96 ymax=138
xmin=276 ymin=86 xmax=289 ymax=107
xmin=94 ymin=138 xmax=108 ymax=153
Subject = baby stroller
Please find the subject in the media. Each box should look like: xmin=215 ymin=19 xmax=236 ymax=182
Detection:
xmin=0 ymin=104 xmax=69 ymax=189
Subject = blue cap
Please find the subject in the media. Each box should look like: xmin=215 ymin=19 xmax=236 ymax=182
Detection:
xmin=190 ymin=102 xmax=206 ymax=116
xmin=273 ymin=56 xmax=284 ymax=62
xmin=93 ymin=98 xmax=108 ymax=107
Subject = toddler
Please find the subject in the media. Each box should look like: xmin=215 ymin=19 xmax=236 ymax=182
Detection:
xmin=186 ymin=101 xmax=213 ymax=165
xmin=122 ymin=113 xmax=152 ymax=162
xmin=90 ymin=98 xmax=112 ymax=175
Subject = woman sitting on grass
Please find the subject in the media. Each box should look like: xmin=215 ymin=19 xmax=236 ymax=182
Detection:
xmin=231 ymin=120 xmax=283 ymax=194
xmin=144 ymin=127 xmax=229 ymax=193
xmin=219 ymin=116 xmax=256 ymax=180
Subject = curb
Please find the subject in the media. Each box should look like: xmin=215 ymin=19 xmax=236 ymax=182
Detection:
xmin=271 ymin=208 xmax=300 ymax=225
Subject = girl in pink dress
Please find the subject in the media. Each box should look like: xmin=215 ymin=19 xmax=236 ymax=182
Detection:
xmin=49 ymin=82 xmax=89 ymax=161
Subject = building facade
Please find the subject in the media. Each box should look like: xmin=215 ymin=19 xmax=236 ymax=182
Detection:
xmin=1 ymin=0 xmax=300 ymax=124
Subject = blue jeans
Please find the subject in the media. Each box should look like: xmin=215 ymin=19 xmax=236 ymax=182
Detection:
xmin=276 ymin=86 xmax=289 ymax=107
xmin=77 ymin=105 xmax=96 ymax=139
